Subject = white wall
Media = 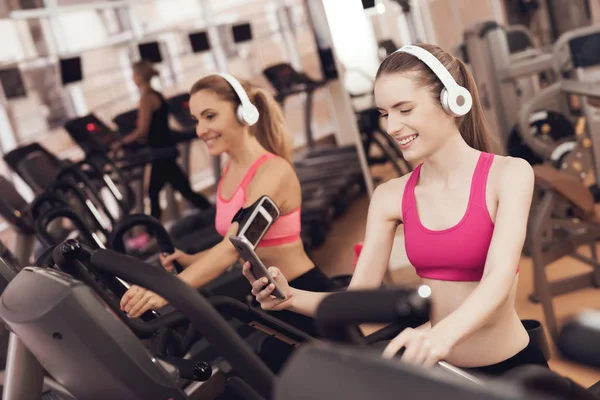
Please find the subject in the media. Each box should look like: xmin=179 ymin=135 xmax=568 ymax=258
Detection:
xmin=57 ymin=10 xmax=108 ymax=53
xmin=0 ymin=20 xmax=25 ymax=63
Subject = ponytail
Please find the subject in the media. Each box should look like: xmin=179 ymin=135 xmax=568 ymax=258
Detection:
xmin=249 ymin=87 xmax=293 ymax=163
xmin=132 ymin=59 xmax=159 ymax=83
xmin=455 ymin=59 xmax=498 ymax=153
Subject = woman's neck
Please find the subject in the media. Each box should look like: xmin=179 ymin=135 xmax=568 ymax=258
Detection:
xmin=139 ymin=83 xmax=152 ymax=94
xmin=420 ymin=130 xmax=480 ymax=188
xmin=227 ymin=136 xmax=268 ymax=168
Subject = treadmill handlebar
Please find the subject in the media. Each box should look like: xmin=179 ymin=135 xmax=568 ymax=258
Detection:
xmin=35 ymin=208 xmax=102 ymax=249
xmin=89 ymin=248 xmax=276 ymax=398
xmin=52 ymin=241 xmax=188 ymax=337
xmin=108 ymin=214 xmax=183 ymax=273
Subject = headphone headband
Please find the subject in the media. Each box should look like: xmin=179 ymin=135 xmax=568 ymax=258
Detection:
xmin=214 ymin=72 xmax=260 ymax=125
xmin=394 ymin=45 xmax=460 ymax=91
xmin=392 ymin=45 xmax=472 ymax=117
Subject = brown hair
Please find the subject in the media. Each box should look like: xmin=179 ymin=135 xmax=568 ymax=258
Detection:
xmin=189 ymin=75 xmax=293 ymax=163
xmin=132 ymin=59 xmax=159 ymax=83
xmin=376 ymin=43 xmax=495 ymax=153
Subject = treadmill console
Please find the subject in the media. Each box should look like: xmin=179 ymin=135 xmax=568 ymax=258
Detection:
xmin=64 ymin=114 xmax=118 ymax=155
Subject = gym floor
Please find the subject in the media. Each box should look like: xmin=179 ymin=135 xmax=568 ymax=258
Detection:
xmin=310 ymin=162 xmax=600 ymax=388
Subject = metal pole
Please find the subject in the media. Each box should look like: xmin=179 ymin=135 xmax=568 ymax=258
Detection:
xmin=277 ymin=2 xmax=303 ymax=71
xmin=3 ymin=333 xmax=45 ymax=400
xmin=199 ymin=0 xmax=226 ymax=187
xmin=304 ymin=0 xmax=375 ymax=197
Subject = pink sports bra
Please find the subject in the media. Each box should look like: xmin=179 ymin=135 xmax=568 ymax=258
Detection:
xmin=215 ymin=153 xmax=301 ymax=247
xmin=402 ymin=152 xmax=519 ymax=282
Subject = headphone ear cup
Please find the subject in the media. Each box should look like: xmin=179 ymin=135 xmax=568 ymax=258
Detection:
xmin=236 ymin=105 xmax=248 ymax=125
xmin=440 ymin=88 xmax=452 ymax=115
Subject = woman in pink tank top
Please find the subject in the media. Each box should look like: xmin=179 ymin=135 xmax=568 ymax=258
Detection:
xmin=119 ymin=74 xmax=340 ymax=337
xmin=244 ymin=44 xmax=549 ymax=376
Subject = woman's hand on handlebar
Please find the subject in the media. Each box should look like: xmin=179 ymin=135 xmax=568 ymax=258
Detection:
xmin=120 ymin=285 xmax=167 ymax=318
xmin=160 ymin=249 xmax=191 ymax=272
xmin=242 ymin=262 xmax=294 ymax=311
xmin=382 ymin=327 xmax=451 ymax=368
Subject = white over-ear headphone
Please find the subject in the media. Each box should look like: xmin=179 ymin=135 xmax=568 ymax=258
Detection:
xmin=393 ymin=45 xmax=473 ymax=117
xmin=214 ymin=72 xmax=260 ymax=126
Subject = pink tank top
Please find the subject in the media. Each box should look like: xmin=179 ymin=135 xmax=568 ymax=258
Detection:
xmin=402 ymin=152 xmax=519 ymax=281
xmin=215 ymin=153 xmax=301 ymax=247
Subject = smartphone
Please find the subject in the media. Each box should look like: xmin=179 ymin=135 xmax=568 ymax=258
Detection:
xmin=229 ymin=235 xmax=286 ymax=300
xmin=237 ymin=195 xmax=280 ymax=249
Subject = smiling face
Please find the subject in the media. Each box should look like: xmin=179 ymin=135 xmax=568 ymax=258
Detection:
xmin=189 ymin=89 xmax=246 ymax=156
xmin=374 ymin=72 xmax=456 ymax=163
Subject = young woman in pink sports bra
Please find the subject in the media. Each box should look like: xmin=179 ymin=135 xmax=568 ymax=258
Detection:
xmin=120 ymin=73 xmax=340 ymax=336
xmin=244 ymin=44 xmax=549 ymax=376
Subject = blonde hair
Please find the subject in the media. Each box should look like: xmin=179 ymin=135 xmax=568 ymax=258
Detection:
xmin=190 ymin=75 xmax=293 ymax=163
xmin=132 ymin=59 xmax=159 ymax=83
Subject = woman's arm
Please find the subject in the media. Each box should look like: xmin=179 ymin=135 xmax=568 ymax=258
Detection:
xmin=430 ymin=158 xmax=535 ymax=348
xmin=177 ymin=157 xmax=292 ymax=289
xmin=287 ymin=178 xmax=405 ymax=317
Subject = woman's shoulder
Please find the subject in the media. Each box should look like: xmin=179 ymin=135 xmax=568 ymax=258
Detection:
xmin=256 ymin=154 xmax=295 ymax=177
xmin=371 ymin=171 xmax=415 ymax=222
xmin=487 ymin=154 xmax=534 ymax=195
xmin=140 ymin=90 xmax=161 ymax=108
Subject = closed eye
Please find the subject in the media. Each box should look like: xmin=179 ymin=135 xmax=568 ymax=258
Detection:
xmin=400 ymin=109 xmax=412 ymax=115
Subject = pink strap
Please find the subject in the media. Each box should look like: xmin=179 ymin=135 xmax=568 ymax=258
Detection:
xmin=472 ymin=153 xmax=494 ymax=207
xmin=239 ymin=153 xmax=277 ymax=191
xmin=401 ymin=163 xmax=423 ymax=220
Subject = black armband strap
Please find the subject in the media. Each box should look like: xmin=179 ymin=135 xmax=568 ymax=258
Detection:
xmin=232 ymin=206 xmax=251 ymax=226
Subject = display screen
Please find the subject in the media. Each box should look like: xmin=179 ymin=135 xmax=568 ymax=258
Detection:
xmin=59 ymin=57 xmax=83 ymax=85
xmin=232 ymin=23 xmax=253 ymax=43
xmin=0 ymin=68 xmax=26 ymax=100
xmin=138 ymin=42 xmax=163 ymax=63
xmin=362 ymin=0 xmax=375 ymax=9
xmin=189 ymin=31 xmax=211 ymax=53
xmin=243 ymin=211 xmax=270 ymax=247
xmin=260 ymin=199 xmax=278 ymax=220
xmin=569 ymin=33 xmax=600 ymax=68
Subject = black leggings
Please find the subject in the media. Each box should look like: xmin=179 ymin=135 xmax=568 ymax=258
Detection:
xmin=465 ymin=340 xmax=549 ymax=377
xmin=262 ymin=266 xmax=342 ymax=337
xmin=148 ymin=159 xmax=211 ymax=220
xmin=254 ymin=266 xmax=341 ymax=373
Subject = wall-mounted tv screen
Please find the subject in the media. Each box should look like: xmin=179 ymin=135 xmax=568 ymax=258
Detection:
xmin=232 ymin=23 xmax=253 ymax=43
xmin=362 ymin=0 xmax=376 ymax=9
xmin=0 ymin=68 xmax=27 ymax=99
xmin=189 ymin=31 xmax=211 ymax=53
xmin=59 ymin=56 xmax=83 ymax=86
xmin=138 ymin=41 xmax=163 ymax=63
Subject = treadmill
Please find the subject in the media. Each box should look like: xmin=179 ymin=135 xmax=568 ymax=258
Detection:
xmin=64 ymin=113 xmax=222 ymax=254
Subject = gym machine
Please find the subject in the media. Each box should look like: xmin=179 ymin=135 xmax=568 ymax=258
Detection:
xmin=461 ymin=21 xmax=568 ymax=159
xmin=0 ymin=240 xmax=463 ymax=399
xmin=111 ymin=105 xmax=199 ymax=222
xmin=63 ymin=114 xmax=222 ymax=253
xmin=275 ymin=343 xmax=597 ymax=400
xmin=64 ymin=113 xmax=180 ymax=219
xmin=522 ymin=25 xmax=600 ymax=342
xmin=275 ymin=288 xmax=600 ymax=400
xmin=0 ymin=240 xmax=73 ymax=399
xmin=0 ymin=177 xmax=36 ymax=266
